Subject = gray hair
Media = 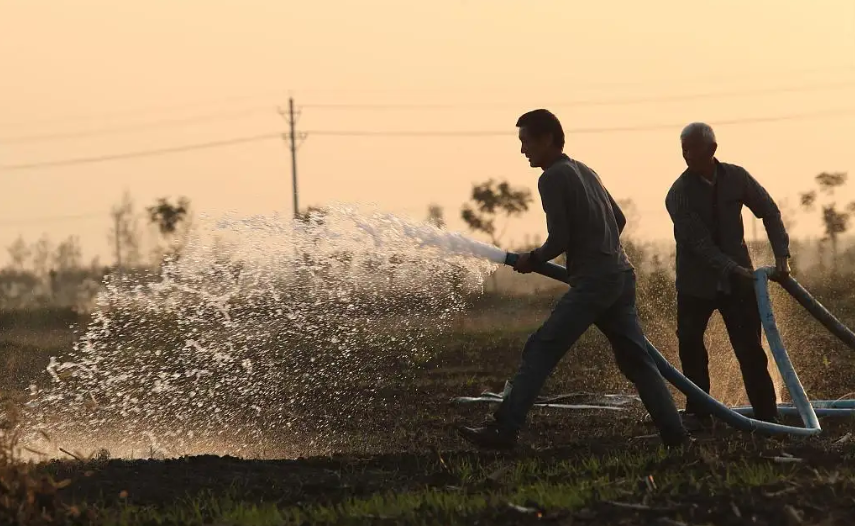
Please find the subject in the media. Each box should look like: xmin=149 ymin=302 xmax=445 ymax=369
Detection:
xmin=680 ymin=122 xmax=717 ymax=145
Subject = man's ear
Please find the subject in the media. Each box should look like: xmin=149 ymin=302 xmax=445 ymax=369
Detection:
xmin=710 ymin=142 xmax=718 ymax=156
xmin=541 ymin=133 xmax=555 ymax=149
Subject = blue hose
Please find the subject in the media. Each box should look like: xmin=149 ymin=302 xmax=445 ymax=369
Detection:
xmin=501 ymin=254 xmax=855 ymax=437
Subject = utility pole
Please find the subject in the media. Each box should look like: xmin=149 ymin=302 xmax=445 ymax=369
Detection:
xmin=279 ymin=98 xmax=307 ymax=219
xmin=288 ymin=98 xmax=299 ymax=218
xmin=112 ymin=210 xmax=123 ymax=280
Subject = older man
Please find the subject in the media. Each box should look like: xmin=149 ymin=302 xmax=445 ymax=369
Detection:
xmin=665 ymin=122 xmax=791 ymax=430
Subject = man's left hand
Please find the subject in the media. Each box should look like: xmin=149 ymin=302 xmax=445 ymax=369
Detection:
xmin=513 ymin=252 xmax=536 ymax=274
xmin=772 ymin=256 xmax=791 ymax=281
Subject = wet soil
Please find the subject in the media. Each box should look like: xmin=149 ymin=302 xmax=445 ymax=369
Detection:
xmin=33 ymin=321 xmax=855 ymax=526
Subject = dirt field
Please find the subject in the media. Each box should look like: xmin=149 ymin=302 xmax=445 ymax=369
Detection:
xmin=4 ymin=290 xmax=855 ymax=525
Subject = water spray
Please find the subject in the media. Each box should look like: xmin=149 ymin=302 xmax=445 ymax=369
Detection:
xmin=21 ymin=207 xmax=855 ymax=459
xmin=22 ymin=207 xmax=503 ymax=459
xmin=480 ymin=251 xmax=855 ymax=437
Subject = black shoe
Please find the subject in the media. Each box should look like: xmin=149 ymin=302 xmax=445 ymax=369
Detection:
xmin=457 ymin=424 xmax=517 ymax=451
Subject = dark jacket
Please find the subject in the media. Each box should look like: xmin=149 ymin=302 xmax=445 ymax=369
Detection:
xmin=665 ymin=159 xmax=789 ymax=299
xmin=532 ymin=154 xmax=632 ymax=284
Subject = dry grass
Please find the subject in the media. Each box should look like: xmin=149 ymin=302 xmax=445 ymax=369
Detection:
xmin=0 ymin=393 xmax=94 ymax=525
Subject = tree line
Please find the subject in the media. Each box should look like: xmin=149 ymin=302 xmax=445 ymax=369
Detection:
xmin=1 ymin=193 xmax=192 ymax=309
xmin=1 ymin=169 xmax=852 ymax=310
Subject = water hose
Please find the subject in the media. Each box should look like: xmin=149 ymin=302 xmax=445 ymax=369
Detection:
xmin=500 ymin=253 xmax=855 ymax=437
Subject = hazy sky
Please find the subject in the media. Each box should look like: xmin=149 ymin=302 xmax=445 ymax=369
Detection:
xmin=1 ymin=0 xmax=854 ymax=267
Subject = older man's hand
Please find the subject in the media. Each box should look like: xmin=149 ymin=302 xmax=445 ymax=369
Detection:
xmin=771 ymin=256 xmax=791 ymax=282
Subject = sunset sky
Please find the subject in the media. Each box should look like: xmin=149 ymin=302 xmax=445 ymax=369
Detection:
xmin=1 ymin=0 xmax=854 ymax=267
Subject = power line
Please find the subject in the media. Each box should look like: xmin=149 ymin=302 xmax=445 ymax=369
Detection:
xmin=3 ymin=78 xmax=855 ymax=146
xmin=3 ymin=64 xmax=853 ymax=130
xmin=0 ymin=211 xmax=107 ymax=227
xmin=302 ymin=79 xmax=855 ymax=110
xmin=1 ymin=106 xmax=854 ymax=171
xmin=308 ymin=130 xmax=510 ymax=137
xmin=0 ymin=132 xmax=282 ymax=171
xmin=0 ymin=90 xmax=292 ymax=129
xmin=307 ymin=107 xmax=855 ymax=136
xmin=0 ymin=107 xmax=274 ymax=145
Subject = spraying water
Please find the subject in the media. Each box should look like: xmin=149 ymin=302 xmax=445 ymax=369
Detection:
xmin=20 ymin=202 xmax=820 ymax=459
xmin=20 ymin=205 xmax=505 ymax=459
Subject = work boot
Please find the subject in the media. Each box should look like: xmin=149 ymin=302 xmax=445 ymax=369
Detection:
xmin=457 ymin=423 xmax=517 ymax=451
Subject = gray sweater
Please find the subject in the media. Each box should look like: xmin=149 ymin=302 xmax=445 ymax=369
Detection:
xmin=532 ymin=154 xmax=633 ymax=284
xmin=665 ymin=159 xmax=790 ymax=299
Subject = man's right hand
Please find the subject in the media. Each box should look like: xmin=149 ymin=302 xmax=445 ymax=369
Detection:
xmin=513 ymin=252 xmax=536 ymax=274
xmin=732 ymin=266 xmax=754 ymax=280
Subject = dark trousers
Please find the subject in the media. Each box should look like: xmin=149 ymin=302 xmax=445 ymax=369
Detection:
xmin=494 ymin=269 xmax=688 ymax=446
xmin=677 ymin=279 xmax=778 ymax=421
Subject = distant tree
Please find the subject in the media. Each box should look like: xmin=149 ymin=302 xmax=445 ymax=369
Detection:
xmin=461 ymin=179 xmax=532 ymax=249
xmin=426 ymin=204 xmax=445 ymax=229
xmin=31 ymin=234 xmax=53 ymax=278
xmin=7 ymin=235 xmax=31 ymax=270
xmin=800 ymin=171 xmax=853 ymax=270
xmin=147 ymin=196 xmax=190 ymax=235
xmin=147 ymin=196 xmax=193 ymax=262
xmin=53 ymin=235 xmax=83 ymax=271
xmin=108 ymin=191 xmax=142 ymax=271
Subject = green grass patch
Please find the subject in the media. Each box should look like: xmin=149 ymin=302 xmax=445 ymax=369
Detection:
xmin=72 ymin=446 xmax=854 ymax=526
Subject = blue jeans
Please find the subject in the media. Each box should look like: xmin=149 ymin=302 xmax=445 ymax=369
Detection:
xmin=494 ymin=269 xmax=687 ymax=445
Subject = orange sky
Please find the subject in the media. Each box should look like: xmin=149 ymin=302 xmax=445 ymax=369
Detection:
xmin=1 ymin=0 xmax=853 ymax=267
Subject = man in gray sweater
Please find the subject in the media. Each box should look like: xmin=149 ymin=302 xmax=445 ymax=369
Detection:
xmin=666 ymin=122 xmax=791 ymax=430
xmin=458 ymin=109 xmax=690 ymax=450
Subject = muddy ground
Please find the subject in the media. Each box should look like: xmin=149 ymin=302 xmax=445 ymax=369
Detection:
xmin=6 ymin=299 xmax=855 ymax=525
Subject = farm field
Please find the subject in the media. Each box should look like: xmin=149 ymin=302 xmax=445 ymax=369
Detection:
xmin=3 ymin=286 xmax=855 ymax=525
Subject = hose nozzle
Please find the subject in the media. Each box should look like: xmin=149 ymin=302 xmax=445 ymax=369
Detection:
xmin=503 ymin=252 xmax=571 ymax=284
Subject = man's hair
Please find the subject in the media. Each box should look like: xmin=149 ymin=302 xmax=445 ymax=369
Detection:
xmin=516 ymin=109 xmax=565 ymax=149
xmin=680 ymin=122 xmax=716 ymax=145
